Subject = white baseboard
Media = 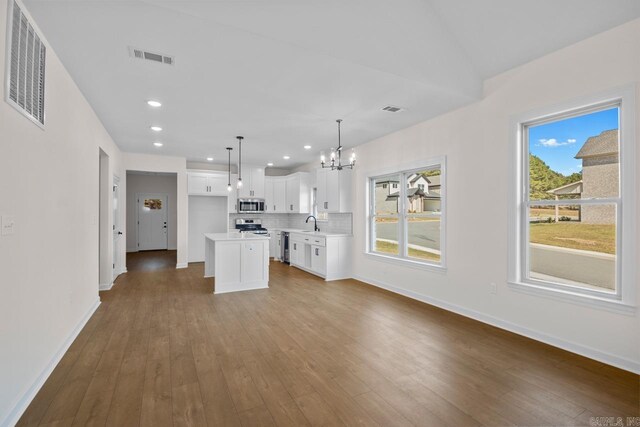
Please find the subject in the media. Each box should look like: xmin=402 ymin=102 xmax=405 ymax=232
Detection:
xmin=98 ymin=281 xmax=113 ymax=291
xmin=353 ymin=274 xmax=640 ymax=375
xmin=176 ymin=262 xmax=188 ymax=269
xmin=1 ymin=299 xmax=101 ymax=427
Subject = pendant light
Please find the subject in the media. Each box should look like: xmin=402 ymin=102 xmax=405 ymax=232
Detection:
xmin=320 ymin=119 xmax=355 ymax=170
xmin=226 ymin=147 xmax=233 ymax=192
xmin=236 ymin=136 xmax=244 ymax=189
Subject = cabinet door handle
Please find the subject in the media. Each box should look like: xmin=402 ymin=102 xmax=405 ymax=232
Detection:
xmin=290 ymin=204 xmax=293 ymax=211
xmin=294 ymin=243 xmax=297 ymax=250
xmin=315 ymin=248 xmax=319 ymax=256
xmin=324 ymin=202 xmax=328 ymax=209
xmin=273 ymin=205 xmax=276 ymax=211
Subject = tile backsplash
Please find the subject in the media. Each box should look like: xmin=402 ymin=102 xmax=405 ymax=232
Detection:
xmin=229 ymin=213 xmax=352 ymax=234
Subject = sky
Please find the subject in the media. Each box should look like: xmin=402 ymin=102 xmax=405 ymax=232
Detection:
xmin=528 ymin=107 xmax=619 ymax=176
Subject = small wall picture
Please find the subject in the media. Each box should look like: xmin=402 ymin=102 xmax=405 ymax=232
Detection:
xmin=144 ymin=199 xmax=163 ymax=210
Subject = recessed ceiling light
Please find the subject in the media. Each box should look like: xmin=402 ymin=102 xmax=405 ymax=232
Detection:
xmin=147 ymin=100 xmax=162 ymax=107
xmin=153 ymin=142 xmax=163 ymax=147
xmin=206 ymin=157 xmax=213 ymax=161
xmin=150 ymin=126 xmax=162 ymax=132
xmin=304 ymin=145 xmax=311 ymax=150
xmin=283 ymin=155 xmax=290 ymax=160
xmin=267 ymin=162 xmax=274 ymax=167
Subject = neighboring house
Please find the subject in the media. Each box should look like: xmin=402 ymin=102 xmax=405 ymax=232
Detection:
xmin=546 ymin=129 xmax=618 ymax=224
xmin=374 ymin=178 xmax=400 ymax=214
xmin=576 ymin=129 xmax=619 ymax=224
xmin=377 ymin=173 xmax=442 ymax=214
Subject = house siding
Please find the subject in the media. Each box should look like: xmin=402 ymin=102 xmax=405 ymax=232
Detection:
xmin=581 ymin=154 xmax=618 ymax=224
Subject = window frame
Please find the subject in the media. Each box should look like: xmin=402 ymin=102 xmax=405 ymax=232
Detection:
xmin=508 ymin=86 xmax=637 ymax=312
xmin=366 ymin=156 xmax=446 ymax=271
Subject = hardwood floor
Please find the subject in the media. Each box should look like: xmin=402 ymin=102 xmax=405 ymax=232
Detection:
xmin=18 ymin=253 xmax=639 ymax=426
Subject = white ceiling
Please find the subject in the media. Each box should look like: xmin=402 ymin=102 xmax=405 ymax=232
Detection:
xmin=23 ymin=0 xmax=640 ymax=168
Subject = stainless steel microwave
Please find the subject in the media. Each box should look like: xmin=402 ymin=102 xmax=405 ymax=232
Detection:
xmin=237 ymin=198 xmax=266 ymax=214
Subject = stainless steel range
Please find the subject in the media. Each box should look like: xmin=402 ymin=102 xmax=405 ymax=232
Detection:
xmin=234 ymin=218 xmax=268 ymax=235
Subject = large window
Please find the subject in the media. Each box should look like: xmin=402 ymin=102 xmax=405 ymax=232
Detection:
xmin=368 ymin=160 xmax=445 ymax=268
xmin=510 ymin=89 xmax=636 ymax=307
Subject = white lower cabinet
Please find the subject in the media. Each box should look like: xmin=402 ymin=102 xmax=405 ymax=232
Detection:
xmin=269 ymin=230 xmax=280 ymax=259
xmin=290 ymin=238 xmax=302 ymax=266
xmin=310 ymin=245 xmax=326 ymax=276
xmin=289 ymin=233 xmax=351 ymax=281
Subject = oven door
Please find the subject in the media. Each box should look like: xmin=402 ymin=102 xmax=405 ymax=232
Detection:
xmin=237 ymin=199 xmax=265 ymax=213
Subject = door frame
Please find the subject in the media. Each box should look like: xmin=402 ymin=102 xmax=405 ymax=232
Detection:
xmin=136 ymin=192 xmax=169 ymax=251
xmin=113 ymin=175 xmax=121 ymax=279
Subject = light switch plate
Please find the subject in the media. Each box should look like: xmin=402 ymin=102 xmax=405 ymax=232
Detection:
xmin=1 ymin=215 xmax=15 ymax=236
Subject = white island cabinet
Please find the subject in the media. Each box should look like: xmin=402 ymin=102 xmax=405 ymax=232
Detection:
xmin=204 ymin=233 xmax=269 ymax=294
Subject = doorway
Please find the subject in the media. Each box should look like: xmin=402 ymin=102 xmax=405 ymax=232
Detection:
xmin=137 ymin=193 xmax=169 ymax=251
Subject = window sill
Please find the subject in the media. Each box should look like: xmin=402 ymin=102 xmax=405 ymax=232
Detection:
xmin=364 ymin=252 xmax=447 ymax=273
xmin=507 ymin=280 xmax=636 ymax=315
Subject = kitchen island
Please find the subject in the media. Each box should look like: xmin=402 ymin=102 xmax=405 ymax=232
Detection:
xmin=204 ymin=232 xmax=269 ymax=294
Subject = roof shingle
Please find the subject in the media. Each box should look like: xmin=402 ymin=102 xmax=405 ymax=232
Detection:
xmin=575 ymin=129 xmax=618 ymax=159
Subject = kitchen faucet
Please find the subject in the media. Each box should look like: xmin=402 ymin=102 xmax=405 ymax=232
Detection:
xmin=305 ymin=215 xmax=320 ymax=232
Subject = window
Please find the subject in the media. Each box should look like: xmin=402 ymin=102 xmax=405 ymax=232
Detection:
xmin=6 ymin=0 xmax=46 ymax=127
xmin=368 ymin=160 xmax=445 ymax=268
xmin=510 ymin=88 xmax=636 ymax=307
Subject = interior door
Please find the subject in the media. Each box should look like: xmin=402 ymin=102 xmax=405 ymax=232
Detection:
xmin=112 ymin=176 xmax=121 ymax=279
xmin=138 ymin=193 xmax=168 ymax=251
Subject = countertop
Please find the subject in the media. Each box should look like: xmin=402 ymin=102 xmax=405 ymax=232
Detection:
xmin=205 ymin=232 xmax=269 ymax=241
xmin=289 ymin=231 xmax=352 ymax=238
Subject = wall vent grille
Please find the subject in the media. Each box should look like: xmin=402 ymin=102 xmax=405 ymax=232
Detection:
xmin=7 ymin=0 xmax=46 ymax=126
xmin=129 ymin=46 xmax=174 ymax=66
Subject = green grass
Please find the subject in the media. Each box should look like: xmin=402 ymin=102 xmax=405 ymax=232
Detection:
xmin=529 ymin=223 xmax=615 ymax=254
xmin=374 ymin=240 xmax=441 ymax=262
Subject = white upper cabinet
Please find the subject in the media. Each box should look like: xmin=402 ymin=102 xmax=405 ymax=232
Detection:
xmin=250 ymin=167 xmax=265 ymax=198
xmin=228 ymin=173 xmax=238 ymax=213
xmin=264 ymin=176 xmax=287 ymax=213
xmin=316 ymin=168 xmax=352 ymax=213
xmin=188 ymin=171 xmax=229 ymax=196
xmin=237 ymin=165 xmax=265 ymax=198
xmin=285 ymin=172 xmax=311 ymax=214
xmin=273 ymin=179 xmax=286 ymax=212
xmin=264 ymin=177 xmax=274 ymax=213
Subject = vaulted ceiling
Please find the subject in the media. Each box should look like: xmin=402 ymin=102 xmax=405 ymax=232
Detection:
xmin=24 ymin=0 xmax=640 ymax=168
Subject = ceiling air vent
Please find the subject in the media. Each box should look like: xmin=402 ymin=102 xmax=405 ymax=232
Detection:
xmin=382 ymin=105 xmax=404 ymax=113
xmin=128 ymin=46 xmax=174 ymax=66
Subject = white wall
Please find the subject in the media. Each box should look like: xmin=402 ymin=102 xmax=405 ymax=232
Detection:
xmin=350 ymin=19 xmax=640 ymax=372
xmin=188 ymin=196 xmax=228 ymax=262
xmin=126 ymin=172 xmax=178 ymax=251
xmin=123 ymin=153 xmax=188 ymax=267
xmin=0 ymin=0 xmax=124 ymax=424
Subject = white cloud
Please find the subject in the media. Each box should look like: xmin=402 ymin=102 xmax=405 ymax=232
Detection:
xmin=538 ymin=138 xmax=577 ymax=147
